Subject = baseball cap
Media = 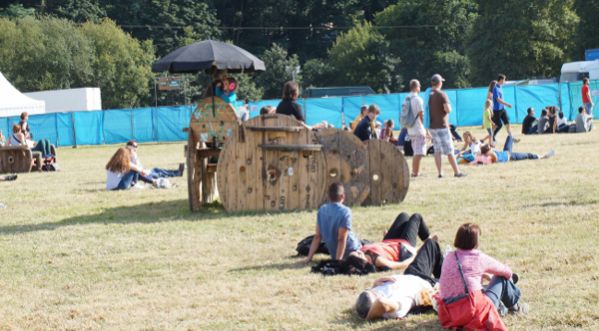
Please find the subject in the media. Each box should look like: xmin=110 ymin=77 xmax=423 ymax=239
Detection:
xmin=431 ymin=74 xmax=445 ymax=84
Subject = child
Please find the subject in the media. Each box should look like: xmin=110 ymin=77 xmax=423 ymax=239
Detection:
xmin=457 ymin=131 xmax=480 ymax=163
xmin=215 ymin=77 xmax=237 ymax=104
xmin=379 ymin=120 xmax=398 ymax=143
xmin=481 ymin=99 xmax=494 ymax=145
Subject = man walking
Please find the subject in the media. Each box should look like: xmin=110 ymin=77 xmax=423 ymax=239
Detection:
xmin=404 ymin=79 xmax=427 ymax=177
xmin=428 ymin=74 xmax=465 ymax=178
xmin=582 ymin=78 xmax=594 ymax=116
xmin=492 ymin=74 xmax=513 ymax=139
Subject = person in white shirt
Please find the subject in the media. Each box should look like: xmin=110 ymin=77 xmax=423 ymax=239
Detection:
xmin=355 ymin=238 xmax=443 ymax=320
xmin=405 ymin=79 xmax=428 ymax=177
xmin=105 ymin=147 xmax=150 ymax=190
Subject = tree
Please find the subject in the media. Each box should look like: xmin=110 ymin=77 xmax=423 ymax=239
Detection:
xmin=574 ymin=0 xmax=599 ymax=60
xmin=254 ymin=43 xmax=301 ymax=99
xmin=301 ymin=58 xmax=336 ymax=88
xmin=376 ymin=0 xmax=478 ymax=89
xmin=468 ymin=0 xmax=579 ymax=85
xmin=0 ymin=3 xmax=35 ymax=18
xmin=42 ymin=0 xmax=106 ymax=23
xmin=101 ymin=0 xmax=221 ymax=56
xmin=80 ymin=19 xmax=155 ymax=108
xmin=327 ymin=21 xmax=400 ymax=92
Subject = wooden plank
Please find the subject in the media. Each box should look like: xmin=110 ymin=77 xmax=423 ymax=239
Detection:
xmin=190 ymin=97 xmax=240 ymax=144
xmin=316 ymin=128 xmax=370 ymax=206
xmin=259 ymin=144 xmax=323 ymax=152
xmin=245 ymin=126 xmax=304 ymax=132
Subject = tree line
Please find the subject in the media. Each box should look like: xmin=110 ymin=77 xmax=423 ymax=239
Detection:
xmin=0 ymin=0 xmax=597 ymax=109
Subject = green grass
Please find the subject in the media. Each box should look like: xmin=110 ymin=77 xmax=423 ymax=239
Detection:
xmin=1 ymin=126 xmax=598 ymax=330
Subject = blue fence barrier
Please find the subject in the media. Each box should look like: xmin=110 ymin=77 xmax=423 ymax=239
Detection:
xmin=1 ymin=80 xmax=597 ymax=147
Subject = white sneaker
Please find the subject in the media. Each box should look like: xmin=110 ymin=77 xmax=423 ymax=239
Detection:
xmin=541 ymin=149 xmax=556 ymax=159
xmin=132 ymin=182 xmax=146 ymax=189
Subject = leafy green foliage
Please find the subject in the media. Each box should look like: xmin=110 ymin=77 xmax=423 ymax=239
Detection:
xmin=468 ymin=0 xmax=579 ymax=85
xmin=573 ymin=0 xmax=599 ymax=59
xmin=254 ymin=43 xmax=301 ymax=99
xmin=0 ymin=3 xmax=35 ymax=18
xmin=327 ymin=21 xmax=400 ymax=92
xmin=376 ymin=0 xmax=477 ymax=88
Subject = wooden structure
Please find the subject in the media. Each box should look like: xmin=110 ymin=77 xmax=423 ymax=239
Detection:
xmin=365 ymin=139 xmax=410 ymax=205
xmin=315 ymin=128 xmax=370 ymax=206
xmin=217 ymin=114 xmax=327 ymax=212
xmin=186 ymin=97 xmax=240 ymax=211
xmin=0 ymin=146 xmax=38 ymax=174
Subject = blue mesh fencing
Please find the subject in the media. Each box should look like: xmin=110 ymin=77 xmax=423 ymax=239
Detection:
xmin=1 ymin=80 xmax=596 ymax=147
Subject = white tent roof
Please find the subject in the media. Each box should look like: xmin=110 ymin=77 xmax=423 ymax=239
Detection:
xmin=0 ymin=72 xmax=45 ymax=117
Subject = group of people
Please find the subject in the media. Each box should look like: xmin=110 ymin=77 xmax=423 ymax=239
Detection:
xmin=304 ymin=182 xmax=527 ymax=329
xmin=105 ymin=140 xmax=184 ymax=190
xmin=522 ymin=105 xmax=594 ymax=135
xmin=0 ymin=112 xmax=56 ymax=163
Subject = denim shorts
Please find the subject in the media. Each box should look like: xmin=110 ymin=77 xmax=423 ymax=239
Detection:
xmin=430 ymin=128 xmax=454 ymax=155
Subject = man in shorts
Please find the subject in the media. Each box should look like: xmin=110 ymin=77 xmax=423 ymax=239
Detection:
xmin=405 ymin=79 xmax=427 ymax=177
xmin=492 ymin=74 xmax=514 ymax=139
xmin=428 ymin=74 xmax=465 ymax=178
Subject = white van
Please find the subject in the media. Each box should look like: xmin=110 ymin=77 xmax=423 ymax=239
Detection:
xmin=560 ymin=60 xmax=599 ymax=82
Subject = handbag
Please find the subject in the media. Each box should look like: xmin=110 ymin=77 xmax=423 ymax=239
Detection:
xmin=437 ymin=252 xmax=477 ymax=328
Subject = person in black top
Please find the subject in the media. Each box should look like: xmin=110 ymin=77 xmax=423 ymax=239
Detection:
xmin=276 ymin=81 xmax=305 ymax=122
xmin=354 ymin=104 xmax=379 ymax=142
xmin=521 ymin=107 xmax=537 ymax=135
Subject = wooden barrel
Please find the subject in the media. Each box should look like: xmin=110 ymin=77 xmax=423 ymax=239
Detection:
xmin=0 ymin=146 xmax=33 ymax=174
xmin=365 ymin=140 xmax=410 ymax=205
xmin=217 ymin=114 xmax=327 ymax=212
xmin=315 ymin=128 xmax=370 ymax=206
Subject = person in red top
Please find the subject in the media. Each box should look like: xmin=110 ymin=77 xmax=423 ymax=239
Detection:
xmin=582 ymin=77 xmax=594 ymax=116
xmin=347 ymin=212 xmax=434 ymax=271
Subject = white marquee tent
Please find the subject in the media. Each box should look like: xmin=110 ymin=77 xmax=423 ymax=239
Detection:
xmin=0 ymin=72 xmax=45 ymax=118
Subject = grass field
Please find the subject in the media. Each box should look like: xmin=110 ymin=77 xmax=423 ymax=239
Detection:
xmin=0 ymin=125 xmax=598 ymax=330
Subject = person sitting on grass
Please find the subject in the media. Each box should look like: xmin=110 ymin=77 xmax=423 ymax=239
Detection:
xmin=576 ymin=106 xmax=595 ymax=133
xmin=354 ymin=105 xmax=380 ymax=142
xmin=126 ymin=140 xmax=183 ymax=184
xmin=355 ymin=237 xmax=444 ymax=321
xmin=437 ymin=223 xmax=528 ymax=331
xmin=470 ymin=135 xmax=555 ymax=165
xmin=456 ymin=131 xmax=480 ymax=163
xmin=351 ymin=105 xmax=369 ymax=132
xmin=305 ymin=183 xmax=361 ymax=262
xmin=260 ymin=105 xmax=275 ymax=115
xmin=7 ymin=124 xmax=54 ymax=159
xmin=346 ymin=212 xmax=435 ymax=273
xmin=379 ymin=120 xmax=398 ymax=143
xmin=537 ymin=109 xmax=549 ymax=134
xmin=521 ymin=107 xmax=538 ymax=135
xmin=105 ymin=147 xmax=157 ymax=190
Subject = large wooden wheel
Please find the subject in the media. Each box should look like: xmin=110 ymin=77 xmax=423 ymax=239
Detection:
xmin=0 ymin=146 xmax=33 ymax=174
xmin=365 ymin=140 xmax=410 ymax=205
xmin=315 ymin=128 xmax=370 ymax=206
xmin=217 ymin=114 xmax=327 ymax=212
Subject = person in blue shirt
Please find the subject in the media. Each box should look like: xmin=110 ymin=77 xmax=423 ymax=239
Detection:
xmin=305 ymin=182 xmax=362 ymax=262
xmin=354 ymin=104 xmax=380 ymax=142
xmin=492 ymin=74 xmax=514 ymax=140
xmin=214 ymin=77 xmax=237 ymax=104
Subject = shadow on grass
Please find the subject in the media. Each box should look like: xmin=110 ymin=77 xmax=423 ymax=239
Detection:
xmin=0 ymin=200 xmax=226 ymax=235
xmin=532 ymin=199 xmax=599 ymax=208
xmin=0 ymin=199 xmax=320 ymax=235
xmin=228 ymin=260 xmax=305 ymax=273
xmin=332 ymin=308 xmax=442 ymax=330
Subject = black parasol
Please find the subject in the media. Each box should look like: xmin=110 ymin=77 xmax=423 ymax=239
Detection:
xmin=152 ymin=39 xmax=265 ymax=74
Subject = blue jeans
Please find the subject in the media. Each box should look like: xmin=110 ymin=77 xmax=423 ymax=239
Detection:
xmin=149 ymin=167 xmax=180 ymax=178
xmin=115 ymin=171 xmax=137 ymax=190
xmin=584 ymin=103 xmax=593 ymax=116
xmin=503 ymin=135 xmax=538 ymax=161
xmin=31 ymin=139 xmax=53 ymax=157
xmin=484 ymin=276 xmax=521 ymax=314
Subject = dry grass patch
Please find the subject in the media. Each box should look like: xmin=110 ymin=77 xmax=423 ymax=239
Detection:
xmin=0 ymin=126 xmax=598 ymax=330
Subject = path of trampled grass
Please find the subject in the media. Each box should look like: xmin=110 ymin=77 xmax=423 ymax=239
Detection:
xmin=0 ymin=126 xmax=598 ymax=330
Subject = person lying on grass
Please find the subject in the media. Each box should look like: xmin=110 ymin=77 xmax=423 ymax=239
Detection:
xmin=355 ymin=237 xmax=443 ymax=320
xmin=470 ymin=135 xmax=555 ymax=165
xmin=305 ymin=182 xmax=362 ymax=262
xmin=345 ymin=212 xmax=435 ymax=273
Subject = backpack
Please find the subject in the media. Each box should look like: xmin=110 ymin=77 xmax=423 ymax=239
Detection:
xmin=296 ymin=235 xmax=329 ymax=256
xmin=400 ymin=95 xmax=417 ymax=128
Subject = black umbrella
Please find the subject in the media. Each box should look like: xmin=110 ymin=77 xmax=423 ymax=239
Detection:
xmin=152 ymin=39 xmax=266 ymax=73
